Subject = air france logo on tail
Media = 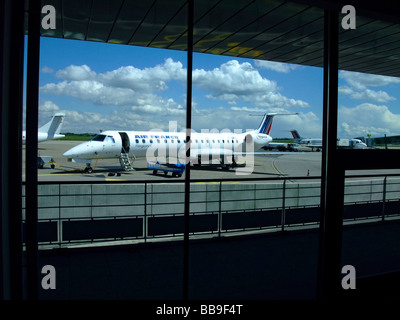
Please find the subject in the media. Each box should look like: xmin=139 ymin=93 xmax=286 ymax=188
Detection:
xmin=258 ymin=113 xmax=299 ymax=135
xmin=258 ymin=114 xmax=274 ymax=135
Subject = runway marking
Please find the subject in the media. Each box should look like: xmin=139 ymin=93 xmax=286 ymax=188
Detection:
xmin=272 ymin=158 xmax=285 ymax=176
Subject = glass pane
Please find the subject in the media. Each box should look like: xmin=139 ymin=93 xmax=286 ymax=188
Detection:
xmin=342 ymin=171 xmax=400 ymax=290
xmin=186 ymin=0 xmax=324 ymax=300
xmin=338 ymin=15 xmax=400 ymax=150
xmin=37 ymin=29 xmax=188 ymax=298
xmin=338 ymin=10 xmax=400 ymax=297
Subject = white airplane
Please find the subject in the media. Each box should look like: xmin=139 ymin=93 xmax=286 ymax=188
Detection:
xmin=290 ymin=130 xmax=323 ymax=151
xmin=63 ymin=113 xmax=297 ymax=173
xmin=290 ymin=129 xmax=367 ymax=150
xmin=263 ymin=142 xmax=290 ymax=151
xmin=23 ymin=113 xmax=65 ymax=144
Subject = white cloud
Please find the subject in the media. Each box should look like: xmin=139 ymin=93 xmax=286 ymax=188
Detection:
xmin=193 ymin=60 xmax=276 ymax=97
xmin=41 ymin=66 xmax=54 ymax=74
xmin=254 ymin=60 xmax=298 ymax=73
xmin=39 ymin=98 xmax=317 ymax=138
xmin=41 ymin=58 xmax=186 ymax=107
xmin=277 ymin=111 xmax=321 ymax=138
xmin=98 ymin=58 xmax=185 ymax=92
xmin=55 ymin=64 xmax=96 ymax=81
xmin=339 ymin=71 xmax=400 ymax=103
xmin=339 ymin=103 xmax=400 ymax=137
xmin=39 ymin=59 xmax=312 ymax=133
xmin=338 ymin=86 xmax=396 ymax=103
xmin=39 ymin=100 xmax=60 ymax=113
xmin=243 ymin=92 xmax=310 ymax=109
xmin=192 ymin=60 xmax=309 ymax=108
xmin=339 ymin=71 xmax=400 ymax=90
xmin=42 ymin=80 xmax=151 ymax=106
xmin=38 ymin=98 xmax=187 ymax=133
xmin=192 ymin=107 xmax=320 ymax=138
xmin=41 ymin=59 xmax=310 ymax=114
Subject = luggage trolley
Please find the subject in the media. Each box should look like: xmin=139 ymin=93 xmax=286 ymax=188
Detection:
xmin=147 ymin=161 xmax=185 ymax=177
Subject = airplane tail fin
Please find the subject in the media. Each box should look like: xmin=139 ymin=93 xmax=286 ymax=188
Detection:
xmin=39 ymin=113 xmax=65 ymax=139
xmin=257 ymin=113 xmax=299 ymax=135
xmin=257 ymin=113 xmax=275 ymax=135
xmin=290 ymin=129 xmax=302 ymax=140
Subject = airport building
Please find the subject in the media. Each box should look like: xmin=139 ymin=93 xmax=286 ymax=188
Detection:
xmin=2 ymin=0 xmax=400 ymax=306
xmin=366 ymin=135 xmax=400 ymax=148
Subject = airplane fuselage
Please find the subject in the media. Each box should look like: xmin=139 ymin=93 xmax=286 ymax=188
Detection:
xmin=23 ymin=130 xmax=65 ymax=144
xmin=63 ymin=113 xmax=298 ymax=172
xmin=63 ymin=130 xmax=273 ymax=164
xmin=297 ymin=138 xmax=323 ymax=147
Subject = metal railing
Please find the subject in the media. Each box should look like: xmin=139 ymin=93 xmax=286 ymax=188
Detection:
xmin=22 ymin=174 xmax=400 ymax=248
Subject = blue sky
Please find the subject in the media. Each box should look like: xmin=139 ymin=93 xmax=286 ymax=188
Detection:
xmin=32 ymin=36 xmax=400 ymax=139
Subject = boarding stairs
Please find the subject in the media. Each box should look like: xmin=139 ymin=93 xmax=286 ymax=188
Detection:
xmin=119 ymin=152 xmax=135 ymax=171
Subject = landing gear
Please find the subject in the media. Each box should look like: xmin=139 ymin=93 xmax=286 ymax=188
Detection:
xmin=193 ymin=156 xmax=202 ymax=167
xmin=220 ymin=155 xmax=233 ymax=170
xmin=84 ymin=167 xmax=93 ymax=174
xmin=84 ymin=163 xmax=93 ymax=174
xmin=232 ymin=155 xmax=237 ymax=168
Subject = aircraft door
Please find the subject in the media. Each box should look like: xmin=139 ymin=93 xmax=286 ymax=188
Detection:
xmin=119 ymin=132 xmax=130 ymax=153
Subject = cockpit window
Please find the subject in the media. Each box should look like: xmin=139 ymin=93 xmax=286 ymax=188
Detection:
xmin=106 ymin=136 xmax=115 ymax=143
xmin=91 ymin=134 xmax=106 ymax=142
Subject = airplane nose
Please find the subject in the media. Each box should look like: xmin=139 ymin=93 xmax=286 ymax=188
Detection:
xmin=63 ymin=143 xmax=88 ymax=157
xmin=63 ymin=145 xmax=78 ymax=157
xmin=63 ymin=142 xmax=102 ymax=158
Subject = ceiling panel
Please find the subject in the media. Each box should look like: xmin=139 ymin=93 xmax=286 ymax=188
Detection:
xmin=107 ymin=0 xmax=156 ymax=44
xmin=61 ymin=0 xmax=93 ymax=40
xmin=226 ymin=5 xmax=324 ymax=61
xmin=127 ymin=0 xmax=187 ymax=47
xmin=36 ymin=0 xmax=400 ymax=77
xmin=85 ymin=0 xmax=125 ymax=42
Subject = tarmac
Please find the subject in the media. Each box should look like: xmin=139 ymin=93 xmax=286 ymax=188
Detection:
xmin=26 ymin=140 xmax=400 ymax=182
xmin=27 ymin=140 xmax=323 ymax=182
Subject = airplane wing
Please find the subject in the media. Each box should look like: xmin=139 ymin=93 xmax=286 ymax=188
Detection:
xmin=250 ymin=151 xmax=304 ymax=155
xmin=188 ymin=148 xmax=303 ymax=160
xmin=299 ymin=144 xmax=322 ymax=150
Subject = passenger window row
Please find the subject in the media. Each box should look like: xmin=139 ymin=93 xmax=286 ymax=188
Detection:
xmin=134 ymin=139 xmax=240 ymax=144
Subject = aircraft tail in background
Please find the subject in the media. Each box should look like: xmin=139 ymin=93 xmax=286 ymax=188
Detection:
xmin=38 ymin=113 xmax=65 ymax=139
xmin=290 ymin=129 xmax=302 ymax=142
xmin=257 ymin=113 xmax=299 ymax=135
xmin=23 ymin=113 xmax=66 ymax=143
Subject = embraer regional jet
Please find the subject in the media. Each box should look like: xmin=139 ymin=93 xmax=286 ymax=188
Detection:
xmin=23 ymin=113 xmax=65 ymax=144
xmin=290 ymin=130 xmax=323 ymax=151
xmin=63 ymin=113 xmax=297 ymax=173
xmin=290 ymin=129 xmax=367 ymax=151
